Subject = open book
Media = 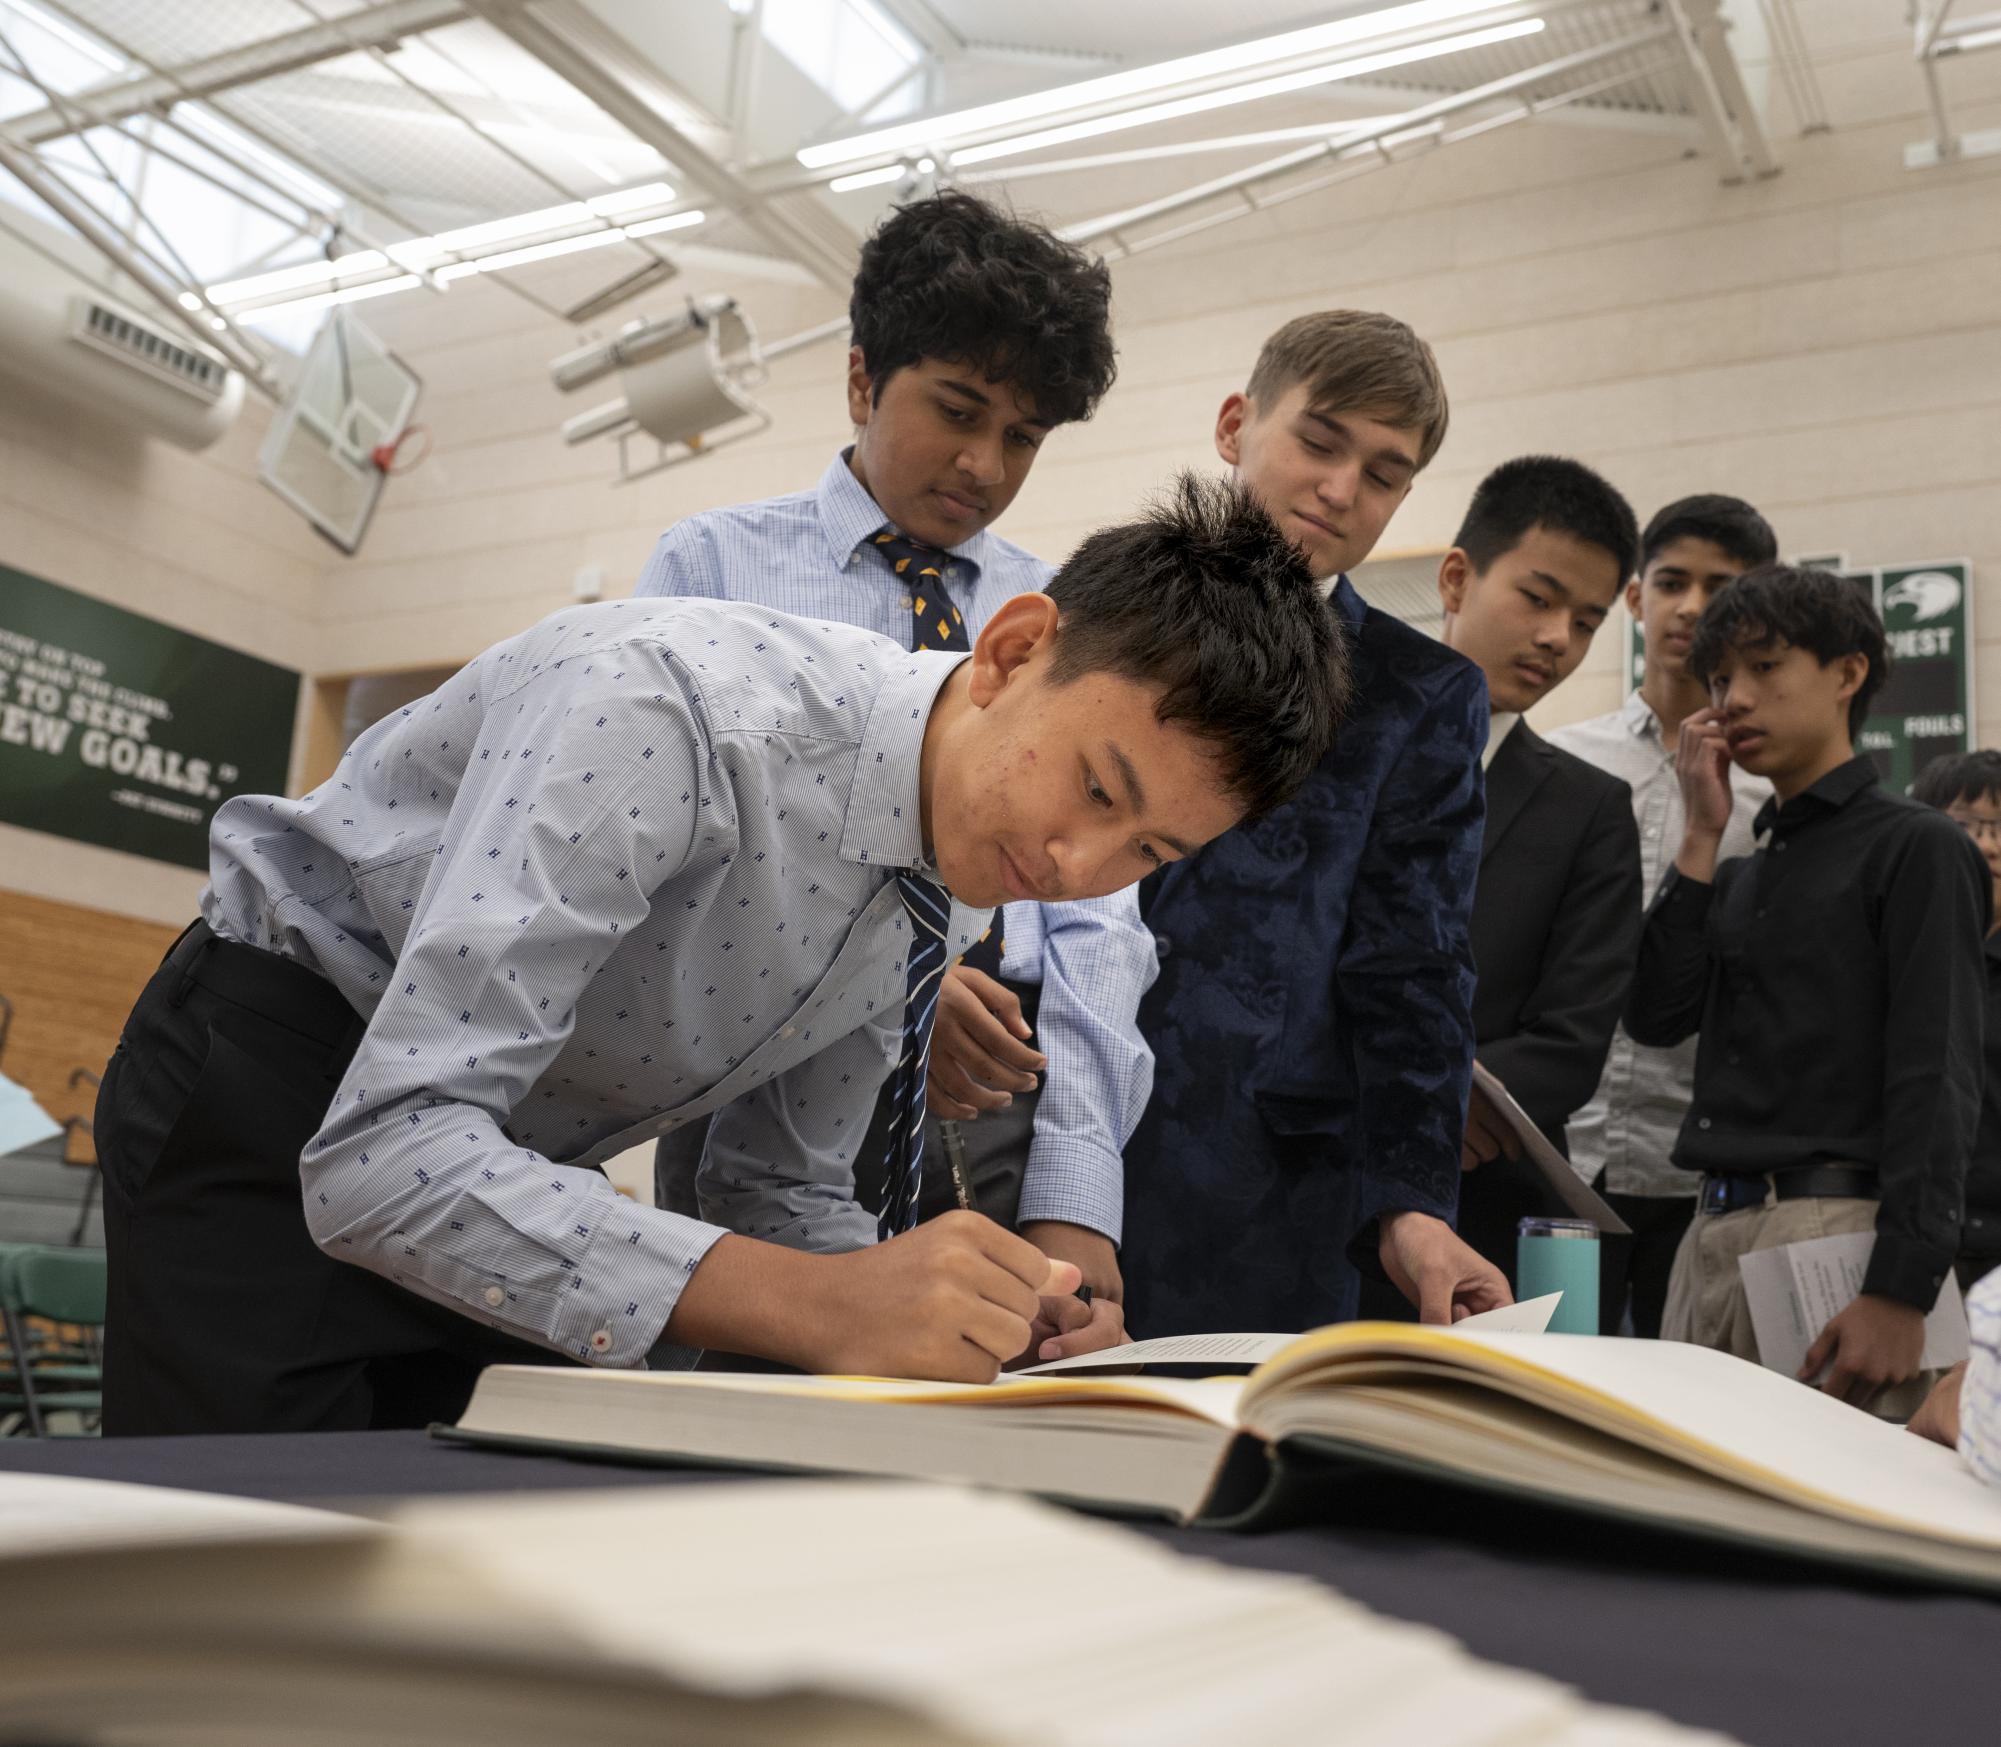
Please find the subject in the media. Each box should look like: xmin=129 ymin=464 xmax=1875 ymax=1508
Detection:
xmin=0 ymin=1472 xmax=1726 ymax=1746
xmin=442 ymin=1323 xmax=2001 ymax=1592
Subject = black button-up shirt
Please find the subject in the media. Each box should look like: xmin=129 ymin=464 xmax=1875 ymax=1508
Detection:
xmin=1967 ymin=932 xmax=2001 ymax=1262
xmin=1626 ymin=756 xmax=1990 ymax=1308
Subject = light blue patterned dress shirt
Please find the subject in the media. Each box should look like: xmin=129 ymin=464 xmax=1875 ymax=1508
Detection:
xmin=201 ymin=598 xmax=989 ymax=1366
xmin=631 ymin=451 xmax=1157 ymax=1240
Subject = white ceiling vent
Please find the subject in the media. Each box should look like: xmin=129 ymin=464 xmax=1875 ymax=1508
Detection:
xmin=67 ymin=296 xmax=232 ymax=404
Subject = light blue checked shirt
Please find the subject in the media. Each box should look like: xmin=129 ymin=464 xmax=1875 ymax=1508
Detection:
xmin=632 ymin=450 xmax=1157 ymax=1241
xmin=202 ymin=598 xmax=989 ymax=1366
xmin=1963 ymin=1264 xmax=2001 ymax=1485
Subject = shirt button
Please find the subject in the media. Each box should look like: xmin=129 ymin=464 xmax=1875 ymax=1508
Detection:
xmin=779 ymin=1024 xmax=796 ymax=1039
xmin=1728 ymin=1053 xmax=1743 ymax=1066
xmin=589 ymin=1327 xmax=613 ymax=1354
xmin=1698 ymin=1117 xmax=1713 ymax=1131
xmin=483 ymin=1285 xmax=505 ymax=1308
xmin=1154 ymin=933 xmax=1172 ymax=959
xmin=1755 ymin=907 xmax=1767 ymax=919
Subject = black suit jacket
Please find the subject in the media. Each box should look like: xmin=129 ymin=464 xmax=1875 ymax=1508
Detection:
xmin=1459 ymin=720 xmax=1643 ymax=1282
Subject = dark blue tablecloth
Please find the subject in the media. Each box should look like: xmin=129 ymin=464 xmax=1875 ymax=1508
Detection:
xmin=0 ymin=1430 xmax=1986 ymax=1747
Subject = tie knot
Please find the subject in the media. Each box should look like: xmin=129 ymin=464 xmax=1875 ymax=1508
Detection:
xmin=873 ymin=524 xmax=947 ymax=559
xmin=897 ymin=869 xmax=951 ymax=939
xmin=873 ymin=526 xmax=972 ymax=653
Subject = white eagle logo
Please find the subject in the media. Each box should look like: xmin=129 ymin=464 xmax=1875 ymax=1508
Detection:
xmin=1882 ymin=570 xmax=1961 ymax=622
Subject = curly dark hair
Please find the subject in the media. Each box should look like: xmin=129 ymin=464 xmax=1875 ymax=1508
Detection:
xmin=848 ymin=190 xmax=1116 ymax=426
xmin=1453 ymin=454 xmax=1639 ymax=578
xmin=1044 ymin=471 xmax=1350 ymax=819
xmin=1688 ymin=563 xmax=1890 ymax=739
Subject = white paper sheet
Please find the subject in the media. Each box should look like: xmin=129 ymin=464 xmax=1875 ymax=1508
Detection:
xmin=1017 ymin=1294 xmax=1562 ymax=1375
xmin=1470 ymin=1062 xmax=1632 ymax=1235
xmin=1738 ymin=1232 xmax=1970 ymax=1380
xmin=1454 ymin=1291 xmax=1564 ymax=1334
xmin=0 ymin=1072 xmax=61 ymax=1159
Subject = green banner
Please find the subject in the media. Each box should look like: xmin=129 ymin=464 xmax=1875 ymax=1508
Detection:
xmin=1864 ymin=559 xmax=1974 ymax=793
xmin=1622 ymin=553 xmax=1974 ymax=793
xmin=0 ymin=565 xmax=298 ymax=872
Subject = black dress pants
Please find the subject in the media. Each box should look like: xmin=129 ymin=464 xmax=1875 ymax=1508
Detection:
xmin=96 ymin=922 xmax=560 ymax=1436
xmin=1599 ymin=1189 xmax=1696 ymax=1338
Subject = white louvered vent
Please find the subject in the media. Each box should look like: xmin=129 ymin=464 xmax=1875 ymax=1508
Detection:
xmin=66 ymin=296 xmax=231 ymax=403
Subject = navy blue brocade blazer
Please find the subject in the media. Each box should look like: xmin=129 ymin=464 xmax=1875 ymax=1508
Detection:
xmin=1121 ymin=577 xmax=1488 ymax=1336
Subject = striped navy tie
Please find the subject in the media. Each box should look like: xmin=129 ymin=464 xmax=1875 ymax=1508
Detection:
xmin=877 ymin=869 xmax=953 ymax=1240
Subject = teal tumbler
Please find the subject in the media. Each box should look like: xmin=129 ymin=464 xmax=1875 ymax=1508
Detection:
xmin=1516 ymin=1217 xmax=1600 ymax=1335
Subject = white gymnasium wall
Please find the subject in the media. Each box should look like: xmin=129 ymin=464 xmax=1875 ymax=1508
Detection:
xmin=0 ymin=353 xmax=327 ymax=925
xmin=327 ymin=0 xmax=2001 ymax=746
xmin=7 ymin=0 xmax=2001 ymax=933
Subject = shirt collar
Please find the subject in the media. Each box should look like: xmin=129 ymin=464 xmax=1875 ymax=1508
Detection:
xmin=841 ymin=646 xmax=972 ymax=875
xmin=1622 ymin=688 xmax=1663 ymax=741
xmin=1482 ymin=711 xmax=1522 ymax=772
xmin=1325 ymin=573 xmax=1366 ymax=629
xmin=816 ymin=448 xmax=991 ymax=583
xmin=1754 ymin=753 xmax=1879 ymax=838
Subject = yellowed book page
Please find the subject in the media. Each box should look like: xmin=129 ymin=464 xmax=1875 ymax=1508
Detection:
xmin=1246 ymin=1327 xmax=2001 ymax=1549
xmin=481 ymin=1363 xmax=1251 ymax=1426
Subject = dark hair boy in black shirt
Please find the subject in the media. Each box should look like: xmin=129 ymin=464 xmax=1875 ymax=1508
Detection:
xmin=1627 ymin=566 xmax=1989 ymax=1412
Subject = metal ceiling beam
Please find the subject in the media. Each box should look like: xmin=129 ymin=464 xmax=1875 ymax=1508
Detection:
xmin=1906 ymin=0 xmax=2001 ymax=167
xmin=1667 ymin=0 xmax=1777 ymax=181
xmin=460 ymin=0 xmax=855 ymax=288
xmin=1061 ymin=26 xmax=1679 ymax=254
xmin=5 ymin=0 xmax=469 ymax=146
xmin=0 ymin=127 xmax=278 ymax=392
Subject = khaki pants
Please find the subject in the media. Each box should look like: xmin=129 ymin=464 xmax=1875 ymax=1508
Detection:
xmin=1662 ymin=1195 xmax=1935 ymax=1420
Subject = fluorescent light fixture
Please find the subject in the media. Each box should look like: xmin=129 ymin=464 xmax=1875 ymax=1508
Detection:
xmin=178 ymin=291 xmax=203 ymax=310
xmin=237 ymin=274 xmax=422 ymax=322
xmin=949 ymin=18 xmax=1546 ymax=166
xmin=209 ymin=250 xmax=387 ymax=303
xmin=207 ymin=182 xmax=687 ymax=307
xmin=587 ymin=180 xmax=677 ymax=215
xmin=797 ymin=0 xmax=1521 ymax=168
xmin=828 ymin=163 xmax=911 ymax=193
xmin=215 ymin=203 xmax=703 ymax=318
xmin=1947 ymin=23 xmax=2001 ymax=49
xmin=622 ymin=209 xmax=707 ymax=238
xmin=387 ymin=183 xmax=678 ymax=266
xmin=456 ymin=228 xmax=632 ymax=274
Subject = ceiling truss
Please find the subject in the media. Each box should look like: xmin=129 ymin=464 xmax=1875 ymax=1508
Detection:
xmin=0 ymin=0 xmax=1784 ymax=397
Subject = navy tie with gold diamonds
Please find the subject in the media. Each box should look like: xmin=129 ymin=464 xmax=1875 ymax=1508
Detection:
xmin=871 ymin=526 xmax=971 ymax=653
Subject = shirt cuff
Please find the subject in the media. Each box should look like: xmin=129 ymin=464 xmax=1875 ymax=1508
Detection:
xmin=1015 ymin=1136 xmax=1122 ymax=1244
xmin=550 ymin=1203 xmax=727 ymax=1367
xmin=1860 ymin=1230 xmax=1955 ymax=1313
xmin=1344 ymin=1190 xmax=1459 ymax=1283
xmin=1652 ymin=865 xmax=1716 ymax=929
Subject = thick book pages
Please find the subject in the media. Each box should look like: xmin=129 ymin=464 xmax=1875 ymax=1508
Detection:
xmin=443 ymin=1324 xmax=2001 ymax=1590
xmin=0 ymin=1473 xmax=1730 ymax=1747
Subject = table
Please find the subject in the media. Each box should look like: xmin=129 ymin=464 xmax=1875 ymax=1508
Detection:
xmin=0 ymin=1430 xmax=1988 ymax=1747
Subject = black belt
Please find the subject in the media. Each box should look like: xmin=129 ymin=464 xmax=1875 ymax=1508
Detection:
xmin=163 ymin=919 xmax=360 ymax=1048
xmin=1697 ymin=1165 xmax=1879 ymax=1216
